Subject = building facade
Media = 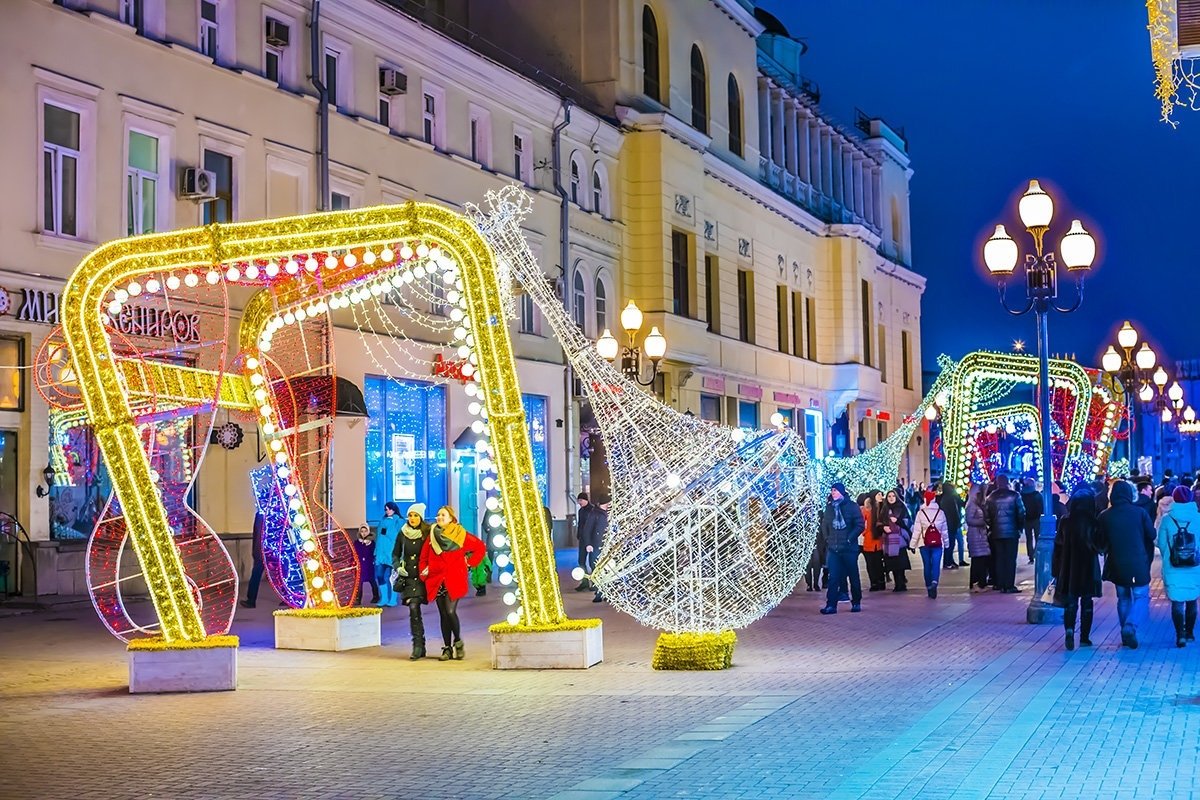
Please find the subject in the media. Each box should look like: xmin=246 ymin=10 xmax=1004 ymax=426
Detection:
xmin=0 ymin=0 xmax=622 ymax=594
xmin=454 ymin=0 xmax=928 ymax=474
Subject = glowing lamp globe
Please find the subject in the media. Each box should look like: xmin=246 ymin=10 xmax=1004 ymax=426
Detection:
xmin=1059 ymin=220 xmax=1096 ymax=271
xmin=1101 ymin=346 xmax=1121 ymax=374
xmin=1018 ymin=179 xmax=1054 ymax=229
xmin=1186 ymin=406 xmax=1197 ymax=423
xmin=924 ymin=405 xmax=938 ymax=421
xmin=1169 ymin=381 xmax=1184 ymax=403
xmin=1162 ymin=407 xmax=1173 ymax=423
xmin=1139 ymin=383 xmax=1155 ymax=403
xmin=643 ymin=326 xmax=667 ymax=360
xmin=983 ymin=225 xmax=1019 ymax=276
xmin=596 ymin=329 xmax=619 ymax=361
xmin=620 ymin=300 xmax=644 ymax=335
xmin=1154 ymin=366 xmax=1169 ymax=388
xmin=1136 ymin=342 xmax=1156 ymax=371
xmin=1117 ymin=321 xmax=1138 ymax=351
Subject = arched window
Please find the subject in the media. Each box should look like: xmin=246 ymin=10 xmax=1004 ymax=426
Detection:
xmin=727 ymin=73 xmax=742 ymax=156
xmin=572 ymin=269 xmax=588 ymax=331
xmin=591 ymin=164 xmax=607 ymax=217
xmin=690 ymin=45 xmax=707 ymax=133
xmin=595 ymin=276 xmax=608 ymax=333
xmin=642 ymin=6 xmax=661 ymax=102
xmin=569 ymin=155 xmax=582 ymax=205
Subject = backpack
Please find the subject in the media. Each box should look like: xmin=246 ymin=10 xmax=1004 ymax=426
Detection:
xmin=923 ymin=507 xmax=943 ymax=548
xmin=1171 ymin=518 xmax=1198 ymax=568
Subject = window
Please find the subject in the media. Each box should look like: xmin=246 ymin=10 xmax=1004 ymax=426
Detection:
xmin=803 ymin=408 xmax=825 ymax=460
xmin=265 ymin=45 xmax=282 ymax=83
xmin=690 ymin=45 xmax=707 ymax=133
xmin=791 ymin=292 xmax=805 ymax=358
xmin=776 ymin=285 xmax=789 ymax=354
xmin=591 ymin=165 xmax=606 ymax=215
xmin=776 ymin=408 xmax=794 ymax=429
xmin=642 ymin=5 xmax=661 ymax=102
xmin=469 ymin=106 xmax=491 ymax=167
xmin=331 ymin=191 xmax=351 ymax=210
xmin=861 ymin=279 xmax=872 ymax=367
xmin=700 ymin=393 xmax=722 ymax=422
xmin=878 ymin=325 xmax=887 ymax=383
xmin=902 ymin=330 xmax=912 ymax=389
xmin=595 ymin=277 xmax=608 ymax=333
xmin=519 ymin=292 xmax=538 ymax=334
xmin=570 ymin=156 xmax=581 ymax=205
xmin=42 ymin=103 xmax=80 ymax=237
xmin=126 ymin=131 xmax=158 ymax=235
xmin=363 ymin=377 xmax=448 ymax=521
xmin=513 ymin=129 xmax=530 ymax=183
xmin=806 ymin=297 xmax=816 ymax=361
xmin=202 ymin=149 xmax=233 ymax=224
xmin=0 ymin=338 xmax=25 ymax=411
xmin=738 ymin=400 xmax=758 ymax=429
xmin=379 ymin=85 xmax=392 ymax=130
xmin=727 ymin=73 xmax=743 ymax=156
xmin=737 ymin=269 xmax=754 ymax=343
xmin=877 ymin=420 xmax=888 ymax=444
xmin=122 ymin=0 xmax=145 ymax=32
xmin=199 ymin=0 xmax=218 ymax=58
xmin=422 ymin=92 xmax=437 ymax=145
xmin=671 ymin=230 xmax=691 ymax=318
xmin=572 ymin=270 xmax=587 ymax=331
xmin=324 ymin=47 xmax=341 ymax=108
xmin=704 ymin=254 xmax=719 ymax=333
xmin=522 ymin=394 xmax=550 ymax=505
xmin=430 ymin=273 xmax=447 ymax=316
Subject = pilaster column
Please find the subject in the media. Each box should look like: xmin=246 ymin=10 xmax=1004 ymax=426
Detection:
xmin=831 ymin=138 xmax=843 ymax=208
xmin=871 ymin=166 xmax=883 ymax=229
xmin=784 ymin=102 xmax=799 ymax=180
xmin=771 ymin=88 xmax=785 ymax=168
xmin=757 ymin=77 xmax=772 ymax=165
xmin=852 ymin=154 xmax=865 ymax=221
xmin=797 ymin=107 xmax=812 ymax=186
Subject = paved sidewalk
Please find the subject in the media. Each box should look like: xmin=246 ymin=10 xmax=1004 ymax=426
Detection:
xmin=1 ymin=555 xmax=1197 ymax=800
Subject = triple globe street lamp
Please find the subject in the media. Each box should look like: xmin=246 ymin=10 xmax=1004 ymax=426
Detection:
xmin=982 ymin=179 xmax=1097 ymax=626
xmin=597 ymin=301 xmax=667 ymax=387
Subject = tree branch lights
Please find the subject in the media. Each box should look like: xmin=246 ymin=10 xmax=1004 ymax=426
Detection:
xmin=1147 ymin=0 xmax=1200 ymax=126
xmin=62 ymin=202 xmax=567 ymax=642
xmin=469 ymin=186 xmax=817 ymax=636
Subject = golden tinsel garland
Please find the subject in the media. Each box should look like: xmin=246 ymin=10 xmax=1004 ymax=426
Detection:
xmin=651 ymin=630 xmax=737 ymax=671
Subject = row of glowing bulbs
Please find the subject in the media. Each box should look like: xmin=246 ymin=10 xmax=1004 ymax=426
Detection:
xmin=103 ymin=243 xmax=446 ymax=319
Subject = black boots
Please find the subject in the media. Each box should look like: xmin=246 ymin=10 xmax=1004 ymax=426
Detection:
xmin=1079 ymin=606 xmax=1093 ymax=646
xmin=409 ymin=606 xmax=425 ymax=659
xmin=410 ymin=638 xmax=426 ymax=660
xmin=1173 ymin=605 xmax=1189 ymax=648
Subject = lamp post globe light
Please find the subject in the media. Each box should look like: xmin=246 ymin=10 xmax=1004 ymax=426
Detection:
xmin=596 ymin=300 xmax=668 ymax=388
xmin=982 ymin=180 xmax=1097 ymax=625
xmin=1101 ymin=322 xmax=1162 ymax=470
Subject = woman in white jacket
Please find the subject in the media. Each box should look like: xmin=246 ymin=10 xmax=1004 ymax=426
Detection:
xmin=914 ymin=490 xmax=949 ymax=599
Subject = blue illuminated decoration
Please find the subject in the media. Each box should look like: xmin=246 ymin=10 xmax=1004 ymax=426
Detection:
xmin=250 ymin=463 xmax=306 ymax=608
xmin=522 ymin=393 xmax=549 ymax=505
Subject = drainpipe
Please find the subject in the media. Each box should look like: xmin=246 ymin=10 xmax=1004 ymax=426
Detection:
xmin=309 ymin=0 xmax=329 ymax=211
xmin=551 ymin=99 xmax=574 ymax=537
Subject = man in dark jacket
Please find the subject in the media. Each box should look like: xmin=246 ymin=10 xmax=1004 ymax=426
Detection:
xmin=819 ymin=482 xmax=865 ymax=615
xmin=985 ymin=474 xmax=1026 ymax=593
xmin=575 ymin=492 xmax=607 ymax=591
xmin=1096 ymin=480 xmax=1156 ymax=649
xmin=940 ymin=483 xmax=966 ymax=569
xmin=241 ymin=511 xmax=266 ymax=609
xmin=1134 ymin=480 xmax=1156 ymax=519
xmin=1021 ymin=478 xmax=1044 ymax=565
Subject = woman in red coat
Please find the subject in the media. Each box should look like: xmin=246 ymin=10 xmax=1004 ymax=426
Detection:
xmin=420 ymin=505 xmax=485 ymax=661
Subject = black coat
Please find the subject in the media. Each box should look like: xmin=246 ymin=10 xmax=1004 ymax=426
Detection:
xmin=941 ymin=491 xmax=963 ymax=534
xmin=1022 ymin=489 xmax=1044 ymax=521
xmin=1096 ymin=482 xmax=1156 ymax=588
xmin=1134 ymin=493 xmax=1155 ymax=519
xmin=577 ymin=503 xmax=608 ymax=550
xmin=1053 ymin=493 xmax=1102 ymax=601
xmin=392 ymin=521 xmax=430 ymax=604
xmin=820 ymin=497 xmax=865 ymax=554
xmin=985 ymin=488 xmax=1026 ymax=539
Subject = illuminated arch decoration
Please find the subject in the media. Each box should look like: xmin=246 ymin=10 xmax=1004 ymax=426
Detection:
xmin=59 ymin=201 xmax=569 ymax=644
xmin=250 ymin=463 xmax=306 ymax=609
xmin=470 ymin=186 xmax=819 ymax=662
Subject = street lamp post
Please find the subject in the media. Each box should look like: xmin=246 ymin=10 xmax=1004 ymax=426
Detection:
xmin=1101 ymin=322 xmax=1158 ymax=471
xmin=983 ymin=180 xmax=1097 ymax=625
xmin=597 ymin=300 xmax=668 ymax=388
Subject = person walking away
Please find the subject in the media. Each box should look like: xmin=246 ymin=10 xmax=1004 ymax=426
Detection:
xmin=1156 ymin=487 xmax=1175 ymax=528
xmin=353 ymin=523 xmax=379 ymax=605
xmin=965 ymin=484 xmax=992 ymax=591
xmin=589 ymin=499 xmax=610 ymax=603
xmin=241 ymin=511 xmax=266 ymax=609
xmin=915 ymin=490 xmax=948 ymax=598
xmin=985 ymin=474 xmax=1025 ymax=593
xmin=879 ymin=489 xmax=913 ymax=592
xmin=420 ymin=505 xmax=485 ymax=661
xmin=940 ymin=482 xmax=967 ymax=569
xmin=819 ymin=483 xmax=865 ymax=614
xmin=1052 ymin=488 xmax=1102 ymax=650
xmin=575 ymin=493 xmax=603 ymax=591
xmin=1096 ymin=480 xmax=1156 ymax=649
xmin=1020 ymin=478 xmax=1043 ymax=565
xmin=393 ymin=504 xmax=430 ymax=659
xmin=862 ymin=491 xmax=886 ymax=592
xmin=375 ymin=502 xmax=403 ymax=607
xmin=1135 ymin=480 xmax=1156 ymax=520
xmin=1157 ymin=486 xmax=1200 ymax=647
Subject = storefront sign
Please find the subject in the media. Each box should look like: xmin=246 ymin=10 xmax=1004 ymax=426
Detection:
xmin=0 ymin=283 xmax=199 ymax=343
xmin=702 ymin=376 xmax=725 ymax=393
xmin=738 ymin=383 xmax=763 ymax=400
xmin=773 ymin=391 xmax=799 ymax=404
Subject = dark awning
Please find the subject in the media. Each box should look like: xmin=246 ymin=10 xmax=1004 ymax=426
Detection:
xmin=271 ymin=376 xmax=368 ymax=419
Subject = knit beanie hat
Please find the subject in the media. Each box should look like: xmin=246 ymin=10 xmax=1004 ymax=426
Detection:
xmin=407 ymin=503 xmax=427 ymax=519
xmin=924 ymin=490 xmax=937 ymax=504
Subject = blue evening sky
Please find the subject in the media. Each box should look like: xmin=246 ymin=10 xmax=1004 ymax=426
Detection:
xmin=758 ymin=0 xmax=1200 ymax=371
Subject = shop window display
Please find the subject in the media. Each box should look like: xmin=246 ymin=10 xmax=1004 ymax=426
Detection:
xmin=364 ymin=376 xmax=447 ymax=524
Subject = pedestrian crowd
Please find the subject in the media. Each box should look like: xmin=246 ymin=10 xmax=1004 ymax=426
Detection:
xmin=812 ymin=470 xmax=1200 ymax=651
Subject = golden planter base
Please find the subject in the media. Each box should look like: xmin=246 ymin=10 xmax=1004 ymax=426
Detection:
xmin=651 ymin=630 xmax=737 ymax=671
xmin=273 ymin=607 xmax=382 ymax=651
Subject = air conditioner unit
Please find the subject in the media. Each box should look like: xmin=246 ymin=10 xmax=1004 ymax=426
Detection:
xmin=179 ymin=167 xmax=217 ymax=201
xmin=265 ymin=18 xmax=290 ymax=47
xmin=379 ymin=67 xmax=407 ymax=96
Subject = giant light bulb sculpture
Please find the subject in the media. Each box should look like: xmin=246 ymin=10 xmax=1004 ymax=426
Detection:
xmin=468 ymin=187 xmax=820 ymax=661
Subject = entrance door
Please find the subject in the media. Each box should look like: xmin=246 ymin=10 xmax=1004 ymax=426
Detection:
xmin=0 ymin=431 xmax=16 ymax=594
xmin=455 ymin=451 xmax=479 ymax=534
